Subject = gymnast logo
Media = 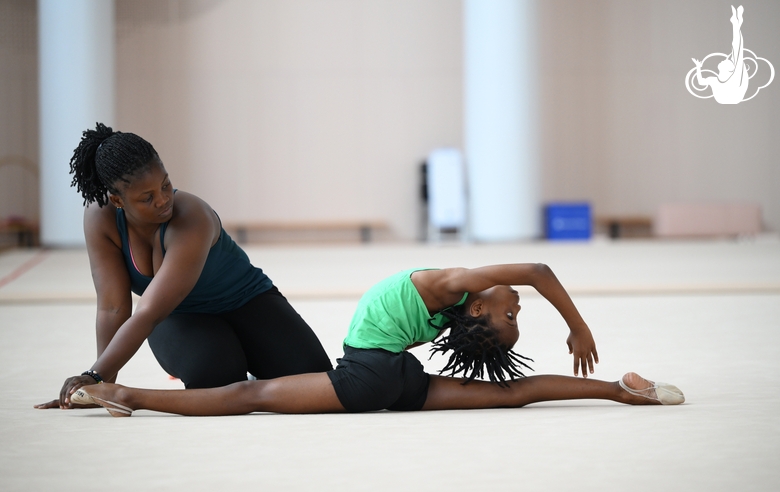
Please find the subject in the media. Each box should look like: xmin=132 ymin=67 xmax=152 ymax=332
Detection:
xmin=685 ymin=5 xmax=774 ymax=104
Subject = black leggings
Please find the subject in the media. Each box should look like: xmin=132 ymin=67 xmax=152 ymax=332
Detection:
xmin=147 ymin=287 xmax=333 ymax=388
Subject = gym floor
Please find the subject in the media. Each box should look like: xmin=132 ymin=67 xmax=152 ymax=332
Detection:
xmin=1 ymin=238 xmax=778 ymax=491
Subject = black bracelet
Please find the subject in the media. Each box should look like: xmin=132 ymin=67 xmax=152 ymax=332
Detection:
xmin=81 ymin=370 xmax=103 ymax=384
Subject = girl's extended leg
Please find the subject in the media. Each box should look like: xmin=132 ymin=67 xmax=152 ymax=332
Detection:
xmin=422 ymin=372 xmax=665 ymax=410
xmin=79 ymin=373 xmax=345 ymax=417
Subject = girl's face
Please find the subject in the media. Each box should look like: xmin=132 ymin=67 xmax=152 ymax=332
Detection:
xmin=472 ymin=285 xmax=521 ymax=348
xmin=109 ymin=160 xmax=174 ymax=225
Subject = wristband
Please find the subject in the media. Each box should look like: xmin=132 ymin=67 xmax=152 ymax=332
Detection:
xmin=81 ymin=370 xmax=103 ymax=384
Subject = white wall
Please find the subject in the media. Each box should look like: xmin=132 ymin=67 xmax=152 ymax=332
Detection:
xmin=538 ymin=0 xmax=780 ymax=231
xmin=3 ymin=0 xmax=779 ymax=240
xmin=115 ymin=0 xmax=462 ymax=239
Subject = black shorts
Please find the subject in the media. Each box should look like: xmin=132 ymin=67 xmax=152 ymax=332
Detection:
xmin=327 ymin=345 xmax=430 ymax=412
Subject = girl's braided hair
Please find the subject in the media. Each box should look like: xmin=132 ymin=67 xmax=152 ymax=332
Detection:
xmin=429 ymin=303 xmax=533 ymax=387
xmin=69 ymin=122 xmax=159 ymax=206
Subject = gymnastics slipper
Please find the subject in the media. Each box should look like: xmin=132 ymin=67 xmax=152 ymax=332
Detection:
xmin=71 ymin=388 xmax=133 ymax=417
xmin=619 ymin=373 xmax=685 ymax=405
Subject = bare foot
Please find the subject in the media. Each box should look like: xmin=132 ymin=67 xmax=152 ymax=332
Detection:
xmin=72 ymin=384 xmax=134 ymax=417
xmin=620 ymin=372 xmax=685 ymax=405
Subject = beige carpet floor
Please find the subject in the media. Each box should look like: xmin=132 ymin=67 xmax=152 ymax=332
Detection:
xmin=1 ymin=239 xmax=778 ymax=491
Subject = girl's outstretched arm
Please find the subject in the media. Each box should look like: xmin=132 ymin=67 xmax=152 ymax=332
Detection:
xmin=413 ymin=264 xmax=598 ymax=377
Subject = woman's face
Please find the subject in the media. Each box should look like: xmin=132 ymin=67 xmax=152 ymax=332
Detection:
xmin=473 ymin=285 xmax=521 ymax=348
xmin=109 ymin=160 xmax=174 ymax=225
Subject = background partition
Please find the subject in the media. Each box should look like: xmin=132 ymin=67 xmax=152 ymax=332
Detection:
xmin=464 ymin=0 xmax=539 ymax=241
xmin=38 ymin=0 xmax=114 ymax=247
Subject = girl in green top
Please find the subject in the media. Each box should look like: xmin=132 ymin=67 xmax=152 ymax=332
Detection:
xmin=71 ymin=264 xmax=684 ymax=416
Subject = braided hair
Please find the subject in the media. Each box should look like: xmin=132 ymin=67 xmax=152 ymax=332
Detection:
xmin=69 ymin=122 xmax=160 ymax=206
xmin=429 ymin=303 xmax=533 ymax=387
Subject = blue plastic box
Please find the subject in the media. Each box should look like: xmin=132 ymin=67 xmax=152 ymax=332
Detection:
xmin=545 ymin=203 xmax=591 ymax=240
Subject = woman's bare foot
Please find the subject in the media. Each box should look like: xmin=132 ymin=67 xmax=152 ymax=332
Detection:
xmin=619 ymin=372 xmax=685 ymax=405
xmin=71 ymin=383 xmax=134 ymax=417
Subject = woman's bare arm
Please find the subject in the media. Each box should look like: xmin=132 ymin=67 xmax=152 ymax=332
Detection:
xmin=84 ymin=203 xmax=133 ymax=365
xmin=90 ymin=194 xmax=218 ymax=381
xmin=55 ymin=195 xmax=219 ymax=406
xmin=37 ymin=205 xmax=132 ymax=408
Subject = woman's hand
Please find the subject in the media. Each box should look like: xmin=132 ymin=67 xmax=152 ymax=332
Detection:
xmin=566 ymin=326 xmax=599 ymax=378
xmin=34 ymin=374 xmax=101 ymax=409
xmin=57 ymin=375 xmax=98 ymax=407
xmin=33 ymin=398 xmax=99 ymax=409
xmin=33 ymin=399 xmax=61 ymax=409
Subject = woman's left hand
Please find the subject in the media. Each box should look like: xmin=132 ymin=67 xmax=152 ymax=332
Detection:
xmin=566 ymin=326 xmax=599 ymax=377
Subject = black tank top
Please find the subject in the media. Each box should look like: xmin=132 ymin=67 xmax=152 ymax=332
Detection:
xmin=116 ymin=207 xmax=273 ymax=314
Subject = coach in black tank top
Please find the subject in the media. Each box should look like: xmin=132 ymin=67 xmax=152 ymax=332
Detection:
xmin=36 ymin=124 xmax=332 ymax=410
xmin=115 ymin=196 xmax=272 ymax=313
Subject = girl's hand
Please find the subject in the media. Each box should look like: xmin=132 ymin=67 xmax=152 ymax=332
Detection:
xmin=566 ymin=326 xmax=599 ymax=378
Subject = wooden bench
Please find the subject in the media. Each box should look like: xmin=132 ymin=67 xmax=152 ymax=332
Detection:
xmin=222 ymin=220 xmax=390 ymax=244
xmin=595 ymin=216 xmax=653 ymax=239
xmin=654 ymin=203 xmax=761 ymax=237
xmin=1 ymin=156 xmax=39 ymax=249
xmin=0 ymin=219 xmax=39 ymax=249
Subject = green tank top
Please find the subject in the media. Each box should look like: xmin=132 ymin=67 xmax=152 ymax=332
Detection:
xmin=343 ymin=269 xmax=468 ymax=353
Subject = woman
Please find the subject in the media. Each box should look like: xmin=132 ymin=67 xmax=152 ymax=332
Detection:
xmin=72 ymin=264 xmax=684 ymax=416
xmin=36 ymin=123 xmax=332 ymax=410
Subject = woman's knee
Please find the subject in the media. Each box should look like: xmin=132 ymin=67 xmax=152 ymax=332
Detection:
xmin=148 ymin=313 xmax=248 ymax=388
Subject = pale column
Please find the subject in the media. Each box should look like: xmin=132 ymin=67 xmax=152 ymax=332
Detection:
xmin=38 ymin=0 xmax=115 ymax=247
xmin=464 ymin=0 xmax=539 ymax=241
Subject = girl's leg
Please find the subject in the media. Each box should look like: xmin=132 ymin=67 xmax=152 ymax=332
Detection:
xmin=81 ymin=373 xmax=345 ymax=417
xmin=422 ymin=372 xmax=665 ymax=410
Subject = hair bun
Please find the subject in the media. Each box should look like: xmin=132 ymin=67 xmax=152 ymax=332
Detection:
xmin=69 ymin=122 xmax=116 ymax=206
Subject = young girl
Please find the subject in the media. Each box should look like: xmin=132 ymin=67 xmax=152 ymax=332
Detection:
xmin=36 ymin=123 xmax=332 ymax=410
xmin=72 ymin=264 xmax=684 ymax=416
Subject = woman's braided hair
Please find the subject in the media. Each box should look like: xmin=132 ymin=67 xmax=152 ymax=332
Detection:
xmin=69 ymin=122 xmax=159 ymax=206
xmin=429 ymin=303 xmax=533 ymax=387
